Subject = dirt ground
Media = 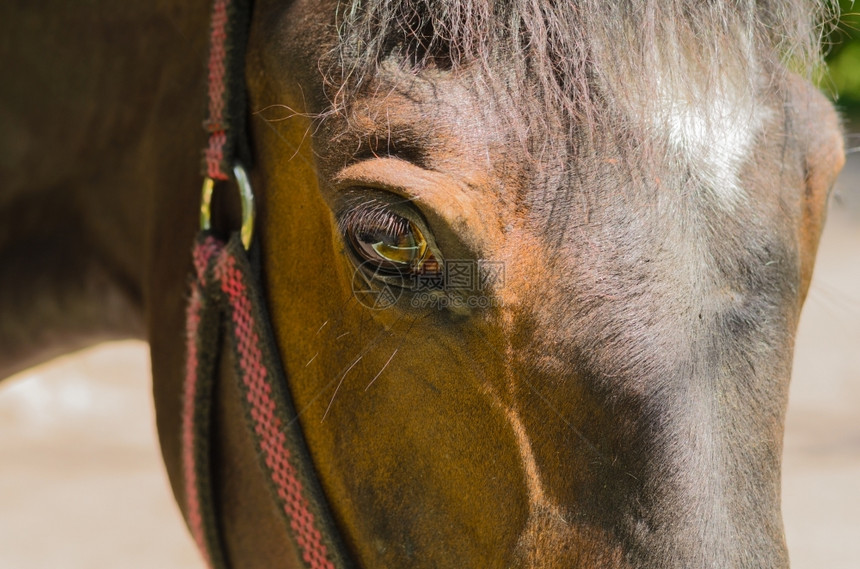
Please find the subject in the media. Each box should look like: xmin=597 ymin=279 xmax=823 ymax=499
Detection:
xmin=1 ymin=158 xmax=858 ymax=567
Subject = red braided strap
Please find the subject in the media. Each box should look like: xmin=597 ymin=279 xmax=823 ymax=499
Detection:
xmin=182 ymin=282 xmax=210 ymax=566
xmin=204 ymin=0 xmax=230 ymax=180
xmin=214 ymin=247 xmax=337 ymax=569
xmin=182 ymin=236 xmax=227 ymax=569
xmin=182 ymin=233 xmax=352 ymax=569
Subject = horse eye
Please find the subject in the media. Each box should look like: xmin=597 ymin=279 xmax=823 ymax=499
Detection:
xmin=341 ymin=206 xmax=440 ymax=278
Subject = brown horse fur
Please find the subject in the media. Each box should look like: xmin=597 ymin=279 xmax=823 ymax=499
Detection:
xmin=0 ymin=1 xmax=846 ymax=568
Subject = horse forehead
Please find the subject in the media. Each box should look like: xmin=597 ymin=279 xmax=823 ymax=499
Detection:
xmin=353 ymin=74 xmax=770 ymax=186
xmin=653 ymin=86 xmax=772 ymax=209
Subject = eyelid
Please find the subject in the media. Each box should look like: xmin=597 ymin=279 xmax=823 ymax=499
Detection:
xmin=332 ymin=157 xmax=496 ymax=259
xmin=332 ymin=157 xmax=440 ymax=200
xmin=335 ymin=188 xmax=428 ymax=234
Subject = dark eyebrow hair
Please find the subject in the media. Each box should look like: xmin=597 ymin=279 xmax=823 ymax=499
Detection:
xmin=328 ymin=97 xmax=444 ymax=167
xmin=351 ymin=126 xmax=431 ymax=166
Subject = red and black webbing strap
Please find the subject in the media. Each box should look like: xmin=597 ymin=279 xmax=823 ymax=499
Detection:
xmin=181 ymin=0 xmax=354 ymax=567
xmin=203 ymin=0 xmax=252 ymax=180
xmin=183 ymin=234 xmax=353 ymax=569
xmin=183 ymin=237 xmax=225 ymax=569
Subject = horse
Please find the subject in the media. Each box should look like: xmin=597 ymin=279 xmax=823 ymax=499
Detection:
xmin=0 ymin=1 xmax=846 ymax=567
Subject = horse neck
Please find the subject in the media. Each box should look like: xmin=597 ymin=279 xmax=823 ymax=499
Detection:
xmin=0 ymin=1 xmax=211 ymax=378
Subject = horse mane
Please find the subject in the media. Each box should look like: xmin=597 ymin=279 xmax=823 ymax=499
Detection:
xmin=328 ymin=0 xmax=837 ymax=148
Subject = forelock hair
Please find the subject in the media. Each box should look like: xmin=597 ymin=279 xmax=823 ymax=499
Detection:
xmin=325 ymin=1 xmax=837 ymax=158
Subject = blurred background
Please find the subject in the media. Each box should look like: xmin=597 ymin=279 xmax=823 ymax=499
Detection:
xmin=1 ymin=4 xmax=859 ymax=569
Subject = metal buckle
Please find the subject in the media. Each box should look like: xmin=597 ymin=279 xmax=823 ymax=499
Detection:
xmin=200 ymin=163 xmax=256 ymax=250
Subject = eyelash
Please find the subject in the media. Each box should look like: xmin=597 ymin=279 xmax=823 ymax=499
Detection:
xmin=337 ymin=201 xmax=411 ymax=238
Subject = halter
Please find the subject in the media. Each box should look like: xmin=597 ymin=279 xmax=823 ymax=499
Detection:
xmin=181 ymin=1 xmax=353 ymax=567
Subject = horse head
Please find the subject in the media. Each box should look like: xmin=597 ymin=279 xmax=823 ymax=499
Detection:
xmin=162 ymin=2 xmax=849 ymax=567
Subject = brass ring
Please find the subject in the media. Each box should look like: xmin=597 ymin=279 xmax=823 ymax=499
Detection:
xmin=199 ymin=162 xmax=256 ymax=250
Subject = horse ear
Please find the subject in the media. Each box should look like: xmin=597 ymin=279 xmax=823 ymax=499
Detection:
xmin=796 ymin=80 xmax=845 ymax=302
